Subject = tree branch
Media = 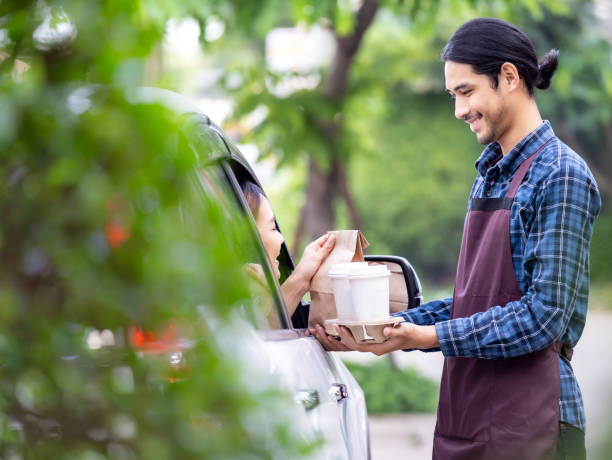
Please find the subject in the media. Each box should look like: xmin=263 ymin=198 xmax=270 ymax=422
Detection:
xmin=326 ymin=0 xmax=379 ymax=100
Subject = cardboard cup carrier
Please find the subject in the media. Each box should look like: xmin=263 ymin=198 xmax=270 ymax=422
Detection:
xmin=309 ymin=230 xmax=402 ymax=343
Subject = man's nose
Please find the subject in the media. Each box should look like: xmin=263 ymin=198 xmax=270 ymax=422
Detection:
xmin=454 ymin=98 xmax=469 ymax=120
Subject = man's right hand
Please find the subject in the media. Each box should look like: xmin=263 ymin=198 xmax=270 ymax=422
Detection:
xmin=309 ymin=324 xmax=352 ymax=351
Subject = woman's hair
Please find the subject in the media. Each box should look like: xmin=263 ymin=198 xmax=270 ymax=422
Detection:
xmin=441 ymin=18 xmax=558 ymax=96
xmin=241 ymin=181 xmax=266 ymax=219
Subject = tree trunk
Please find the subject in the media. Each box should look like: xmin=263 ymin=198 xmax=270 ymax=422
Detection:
xmin=301 ymin=157 xmax=337 ymax=244
xmin=293 ymin=0 xmax=378 ymax=250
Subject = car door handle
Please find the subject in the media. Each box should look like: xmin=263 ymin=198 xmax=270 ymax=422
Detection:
xmin=330 ymin=383 xmax=348 ymax=402
xmin=294 ymin=389 xmax=320 ymax=411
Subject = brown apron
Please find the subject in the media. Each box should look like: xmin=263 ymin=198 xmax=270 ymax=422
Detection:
xmin=433 ymin=140 xmax=561 ymax=460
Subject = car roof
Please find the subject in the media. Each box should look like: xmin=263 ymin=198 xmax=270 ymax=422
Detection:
xmin=131 ymin=87 xmax=258 ymax=180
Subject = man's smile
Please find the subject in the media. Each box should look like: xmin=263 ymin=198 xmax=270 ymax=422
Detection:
xmin=465 ymin=113 xmax=482 ymax=132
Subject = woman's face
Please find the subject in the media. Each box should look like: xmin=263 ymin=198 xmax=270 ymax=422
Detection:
xmin=255 ymin=197 xmax=284 ymax=279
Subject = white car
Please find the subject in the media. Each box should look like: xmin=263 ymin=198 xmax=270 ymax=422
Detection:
xmin=134 ymin=88 xmax=424 ymax=460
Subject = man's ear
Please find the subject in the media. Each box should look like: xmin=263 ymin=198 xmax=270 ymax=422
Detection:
xmin=499 ymin=62 xmax=520 ymax=92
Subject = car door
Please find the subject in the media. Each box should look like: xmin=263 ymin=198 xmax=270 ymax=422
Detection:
xmin=195 ymin=124 xmax=370 ymax=460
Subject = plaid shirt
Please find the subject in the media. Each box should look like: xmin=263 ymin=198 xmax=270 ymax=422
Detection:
xmin=395 ymin=121 xmax=601 ymax=432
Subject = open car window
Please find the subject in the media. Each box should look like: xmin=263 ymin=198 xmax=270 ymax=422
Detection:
xmin=183 ymin=126 xmax=287 ymax=331
xmin=222 ymin=141 xmax=310 ymax=329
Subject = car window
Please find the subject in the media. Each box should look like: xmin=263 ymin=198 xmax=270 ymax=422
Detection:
xmin=221 ymin=140 xmax=311 ymax=323
xmin=183 ymin=126 xmax=287 ymax=331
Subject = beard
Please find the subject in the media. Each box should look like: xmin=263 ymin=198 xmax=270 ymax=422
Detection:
xmin=475 ymin=103 xmax=507 ymax=145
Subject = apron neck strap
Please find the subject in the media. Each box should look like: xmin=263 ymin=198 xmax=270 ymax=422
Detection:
xmin=505 ymin=138 xmax=552 ymax=198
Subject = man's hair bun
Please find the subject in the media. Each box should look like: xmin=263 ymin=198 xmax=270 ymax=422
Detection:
xmin=535 ymin=49 xmax=559 ymax=90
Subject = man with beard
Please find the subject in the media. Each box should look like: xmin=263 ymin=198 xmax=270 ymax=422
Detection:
xmin=312 ymin=18 xmax=601 ymax=460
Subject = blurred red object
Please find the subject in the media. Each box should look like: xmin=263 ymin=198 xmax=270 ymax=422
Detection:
xmin=105 ymin=222 xmax=130 ymax=249
xmin=129 ymin=324 xmax=180 ymax=354
xmin=104 ymin=196 xmax=131 ymax=249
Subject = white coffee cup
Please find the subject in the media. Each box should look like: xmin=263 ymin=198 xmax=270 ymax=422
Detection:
xmin=347 ymin=265 xmax=390 ymax=322
xmin=328 ymin=262 xmax=368 ymax=320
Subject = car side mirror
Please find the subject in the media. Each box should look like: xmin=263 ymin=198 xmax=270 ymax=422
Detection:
xmin=364 ymin=255 xmax=424 ymax=311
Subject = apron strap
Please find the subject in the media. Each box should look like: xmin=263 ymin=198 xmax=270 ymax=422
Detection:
xmin=505 ymin=138 xmax=552 ymax=199
xmin=553 ymin=340 xmax=574 ymax=361
xmin=503 ymin=138 xmax=575 ymax=362
xmin=562 ymin=344 xmax=574 ymax=361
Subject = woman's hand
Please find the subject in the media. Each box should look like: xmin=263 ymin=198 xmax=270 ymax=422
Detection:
xmin=280 ymin=234 xmax=335 ymax=316
xmin=293 ymin=233 xmax=336 ymax=287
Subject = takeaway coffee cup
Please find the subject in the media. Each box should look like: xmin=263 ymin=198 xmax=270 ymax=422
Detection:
xmin=328 ymin=262 xmax=368 ymax=320
xmin=348 ymin=265 xmax=391 ymax=322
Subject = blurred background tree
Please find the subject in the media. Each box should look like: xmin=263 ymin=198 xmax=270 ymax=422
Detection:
xmin=179 ymin=0 xmax=610 ymax=286
xmin=0 ymin=0 xmax=314 ymax=457
xmin=2 ymin=0 xmax=610 ymax=455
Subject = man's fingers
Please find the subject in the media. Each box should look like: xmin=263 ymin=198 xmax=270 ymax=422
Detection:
xmin=310 ymin=324 xmax=350 ymax=351
xmin=383 ymin=325 xmax=401 ymax=338
xmin=335 ymin=324 xmax=402 ymax=355
xmin=335 ymin=325 xmax=361 ymax=349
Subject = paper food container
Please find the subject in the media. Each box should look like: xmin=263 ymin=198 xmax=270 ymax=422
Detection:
xmin=324 ymin=317 xmax=403 ymax=344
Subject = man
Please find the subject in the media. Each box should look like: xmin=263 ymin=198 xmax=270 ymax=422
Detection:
xmin=312 ymin=18 xmax=601 ymax=460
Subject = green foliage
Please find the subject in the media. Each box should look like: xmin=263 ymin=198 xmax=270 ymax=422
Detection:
xmin=0 ymin=1 xmax=313 ymax=457
xmin=349 ymin=91 xmax=478 ymax=281
xmin=589 ymin=281 xmax=612 ymax=311
xmin=230 ymin=76 xmax=341 ymax=169
xmin=590 ymin=215 xmax=612 ymax=283
xmin=220 ymin=0 xmax=612 ymax=282
xmin=344 ymin=360 xmax=439 ymax=414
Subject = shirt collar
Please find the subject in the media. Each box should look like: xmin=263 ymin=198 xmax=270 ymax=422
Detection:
xmin=475 ymin=120 xmax=554 ymax=178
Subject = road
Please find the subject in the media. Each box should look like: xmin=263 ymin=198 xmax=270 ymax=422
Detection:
xmin=340 ymin=310 xmax=612 ymax=459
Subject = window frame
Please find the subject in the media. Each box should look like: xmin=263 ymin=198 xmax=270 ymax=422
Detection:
xmin=191 ymin=125 xmax=290 ymax=330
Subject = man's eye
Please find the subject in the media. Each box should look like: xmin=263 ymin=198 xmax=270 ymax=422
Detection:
xmin=462 ymin=90 xmax=472 ymax=96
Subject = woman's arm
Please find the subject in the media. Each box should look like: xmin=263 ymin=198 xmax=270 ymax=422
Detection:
xmin=281 ymin=233 xmax=335 ymax=316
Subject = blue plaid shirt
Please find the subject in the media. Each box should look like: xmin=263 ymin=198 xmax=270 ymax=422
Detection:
xmin=395 ymin=121 xmax=601 ymax=432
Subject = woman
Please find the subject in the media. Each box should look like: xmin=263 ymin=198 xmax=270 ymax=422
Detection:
xmin=242 ymin=181 xmax=335 ymax=317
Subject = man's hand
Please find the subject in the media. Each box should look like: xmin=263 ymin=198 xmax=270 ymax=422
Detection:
xmin=309 ymin=324 xmax=352 ymax=351
xmin=330 ymin=322 xmax=439 ymax=355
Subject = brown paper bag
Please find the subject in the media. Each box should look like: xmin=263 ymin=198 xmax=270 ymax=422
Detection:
xmin=308 ymin=230 xmax=369 ymax=328
xmin=381 ymin=261 xmax=409 ymax=313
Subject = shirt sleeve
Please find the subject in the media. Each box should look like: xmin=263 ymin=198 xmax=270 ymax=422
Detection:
xmin=392 ymin=297 xmax=452 ymax=325
xmin=436 ymin=159 xmax=601 ymax=359
xmin=392 ymin=297 xmax=452 ymax=352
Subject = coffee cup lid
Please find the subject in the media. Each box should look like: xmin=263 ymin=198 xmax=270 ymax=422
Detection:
xmin=346 ymin=264 xmax=390 ymax=278
xmin=328 ymin=262 xmax=369 ymax=277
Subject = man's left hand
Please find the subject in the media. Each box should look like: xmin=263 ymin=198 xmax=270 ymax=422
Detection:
xmin=309 ymin=324 xmax=353 ymax=351
xmin=332 ymin=322 xmax=439 ymax=355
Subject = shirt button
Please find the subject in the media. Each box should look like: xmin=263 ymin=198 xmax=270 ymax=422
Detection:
xmin=487 ymin=190 xmax=492 ymax=197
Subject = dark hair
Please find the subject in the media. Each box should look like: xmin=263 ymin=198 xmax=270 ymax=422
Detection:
xmin=441 ymin=18 xmax=558 ymax=96
xmin=241 ymin=181 xmax=265 ymax=218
